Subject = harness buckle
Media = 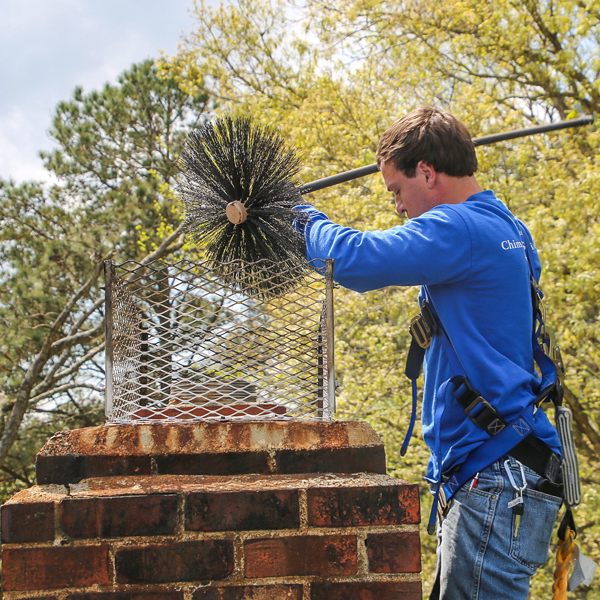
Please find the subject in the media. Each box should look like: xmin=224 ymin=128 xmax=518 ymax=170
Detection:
xmin=466 ymin=399 xmax=507 ymax=435
xmin=553 ymin=345 xmax=566 ymax=380
xmin=409 ymin=314 xmax=432 ymax=348
xmin=409 ymin=302 xmax=437 ymax=349
xmin=452 ymin=376 xmax=508 ymax=436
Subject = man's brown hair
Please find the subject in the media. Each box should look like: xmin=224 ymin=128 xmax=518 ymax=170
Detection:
xmin=376 ymin=105 xmax=478 ymax=178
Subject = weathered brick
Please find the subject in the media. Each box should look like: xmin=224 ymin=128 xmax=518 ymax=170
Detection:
xmin=310 ymin=581 xmax=422 ymax=599
xmin=1 ymin=501 xmax=55 ymax=543
xmin=193 ymin=585 xmax=302 ymax=600
xmin=86 ymin=456 xmax=153 ymax=478
xmin=36 ymin=454 xmax=152 ymax=485
xmin=367 ymin=532 xmax=421 ymax=573
xmin=60 ymin=494 xmax=178 ymax=538
xmin=67 ymin=593 xmax=183 ymax=600
xmin=307 ymin=484 xmax=420 ymax=527
xmin=2 ymin=545 xmax=110 ymax=591
xmin=274 ymin=447 xmax=386 ymax=475
xmin=245 ymin=535 xmax=357 ymax=578
xmin=115 ymin=540 xmax=233 ymax=584
xmin=36 ymin=455 xmax=87 ymax=485
xmin=155 ymin=452 xmax=271 ymax=476
xmin=60 ymin=497 xmax=97 ymax=538
xmin=185 ymin=489 xmax=299 ymax=532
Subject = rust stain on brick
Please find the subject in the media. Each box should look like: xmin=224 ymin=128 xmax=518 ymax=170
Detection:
xmin=3 ymin=484 xmax=67 ymax=505
xmin=66 ymin=473 xmax=413 ymax=498
xmin=307 ymin=484 xmax=421 ymax=527
xmin=37 ymin=421 xmax=383 ymax=458
xmin=185 ymin=489 xmax=300 ymax=532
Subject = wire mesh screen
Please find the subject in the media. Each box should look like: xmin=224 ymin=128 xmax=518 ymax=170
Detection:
xmin=104 ymin=258 xmax=335 ymax=423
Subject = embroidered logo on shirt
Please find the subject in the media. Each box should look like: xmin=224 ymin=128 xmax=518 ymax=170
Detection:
xmin=501 ymin=239 xmax=526 ymax=250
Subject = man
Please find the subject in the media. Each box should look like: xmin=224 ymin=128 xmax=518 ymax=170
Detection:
xmin=296 ymin=105 xmax=563 ymax=599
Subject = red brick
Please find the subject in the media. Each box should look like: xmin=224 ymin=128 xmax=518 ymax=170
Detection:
xmin=60 ymin=494 xmax=178 ymax=538
xmin=115 ymin=540 xmax=233 ymax=584
xmin=155 ymin=452 xmax=271 ymax=476
xmin=60 ymin=497 xmax=98 ymax=538
xmin=1 ymin=501 xmax=55 ymax=543
xmin=86 ymin=456 xmax=153 ymax=478
xmin=367 ymin=532 xmax=421 ymax=573
xmin=245 ymin=535 xmax=357 ymax=578
xmin=307 ymin=484 xmax=420 ymax=527
xmin=185 ymin=489 xmax=299 ymax=532
xmin=67 ymin=593 xmax=183 ymax=599
xmin=310 ymin=581 xmax=422 ymax=599
xmin=193 ymin=585 xmax=302 ymax=599
xmin=36 ymin=454 xmax=152 ymax=485
xmin=275 ymin=447 xmax=386 ymax=475
xmin=2 ymin=545 xmax=110 ymax=591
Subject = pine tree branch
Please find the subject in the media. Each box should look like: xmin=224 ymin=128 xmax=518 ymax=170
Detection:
xmin=50 ymin=321 xmax=104 ymax=351
xmin=30 ymin=382 xmax=104 ymax=404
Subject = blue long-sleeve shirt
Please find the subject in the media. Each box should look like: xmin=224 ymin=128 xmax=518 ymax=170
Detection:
xmin=299 ymin=190 xmax=561 ymax=479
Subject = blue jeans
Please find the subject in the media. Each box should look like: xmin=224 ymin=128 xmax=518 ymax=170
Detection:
xmin=430 ymin=456 xmax=562 ymax=600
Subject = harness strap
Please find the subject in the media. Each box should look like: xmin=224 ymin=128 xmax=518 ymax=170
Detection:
xmin=423 ymin=288 xmax=515 ymax=438
xmin=401 ymin=380 xmax=418 ymax=457
xmin=441 ymin=403 xmax=536 ymax=500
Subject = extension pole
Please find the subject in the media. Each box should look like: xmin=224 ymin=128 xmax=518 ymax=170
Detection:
xmin=297 ymin=115 xmax=594 ymax=195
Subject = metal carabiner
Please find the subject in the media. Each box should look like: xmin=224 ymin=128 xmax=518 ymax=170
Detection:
xmin=504 ymin=459 xmax=528 ymax=493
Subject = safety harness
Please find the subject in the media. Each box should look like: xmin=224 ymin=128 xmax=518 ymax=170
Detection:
xmin=402 ymin=222 xmax=581 ymax=538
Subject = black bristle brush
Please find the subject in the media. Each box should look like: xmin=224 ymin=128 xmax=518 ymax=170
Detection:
xmin=179 ymin=116 xmax=309 ymax=298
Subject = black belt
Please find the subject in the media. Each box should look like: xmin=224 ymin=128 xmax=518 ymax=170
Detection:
xmin=508 ymin=434 xmax=563 ymax=498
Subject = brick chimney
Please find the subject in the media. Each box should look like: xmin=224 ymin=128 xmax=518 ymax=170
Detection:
xmin=1 ymin=420 xmax=421 ymax=599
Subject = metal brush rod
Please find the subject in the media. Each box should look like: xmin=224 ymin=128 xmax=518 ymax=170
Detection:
xmin=297 ymin=115 xmax=594 ymax=195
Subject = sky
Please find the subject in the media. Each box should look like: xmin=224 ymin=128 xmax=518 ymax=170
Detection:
xmin=0 ymin=0 xmax=198 ymax=183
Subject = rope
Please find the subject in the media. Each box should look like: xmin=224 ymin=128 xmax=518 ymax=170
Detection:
xmin=552 ymin=526 xmax=576 ymax=599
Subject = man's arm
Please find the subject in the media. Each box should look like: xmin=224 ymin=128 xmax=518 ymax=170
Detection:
xmin=297 ymin=205 xmax=473 ymax=292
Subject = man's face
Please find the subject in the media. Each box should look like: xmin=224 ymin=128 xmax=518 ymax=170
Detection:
xmin=381 ymin=161 xmax=432 ymax=219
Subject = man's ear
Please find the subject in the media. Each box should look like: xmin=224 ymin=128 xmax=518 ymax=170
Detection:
xmin=417 ymin=161 xmax=436 ymax=187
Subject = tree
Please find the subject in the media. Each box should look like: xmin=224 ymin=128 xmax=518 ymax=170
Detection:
xmin=169 ymin=1 xmax=600 ymax=595
xmin=0 ymin=59 xmax=211 ymax=497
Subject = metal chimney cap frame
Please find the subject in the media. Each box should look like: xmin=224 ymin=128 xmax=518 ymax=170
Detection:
xmin=104 ymin=257 xmax=336 ymax=423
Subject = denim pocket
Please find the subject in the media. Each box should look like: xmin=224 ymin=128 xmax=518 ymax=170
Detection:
xmin=509 ymin=488 xmax=562 ymax=573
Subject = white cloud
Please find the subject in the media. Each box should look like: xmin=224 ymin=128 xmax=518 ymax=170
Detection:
xmin=0 ymin=106 xmax=49 ymax=182
xmin=0 ymin=0 xmax=197 ymax=182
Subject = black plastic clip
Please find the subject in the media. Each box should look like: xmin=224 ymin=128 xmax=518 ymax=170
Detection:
xmin=452 ymin=376 xmax=507 ymax=436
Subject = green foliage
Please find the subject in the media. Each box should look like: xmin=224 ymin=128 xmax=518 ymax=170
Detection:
xmin=171 ymin=0 xmax=600 ymax=595
xmin=0 ymin=59 xmax=211 ymax=498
